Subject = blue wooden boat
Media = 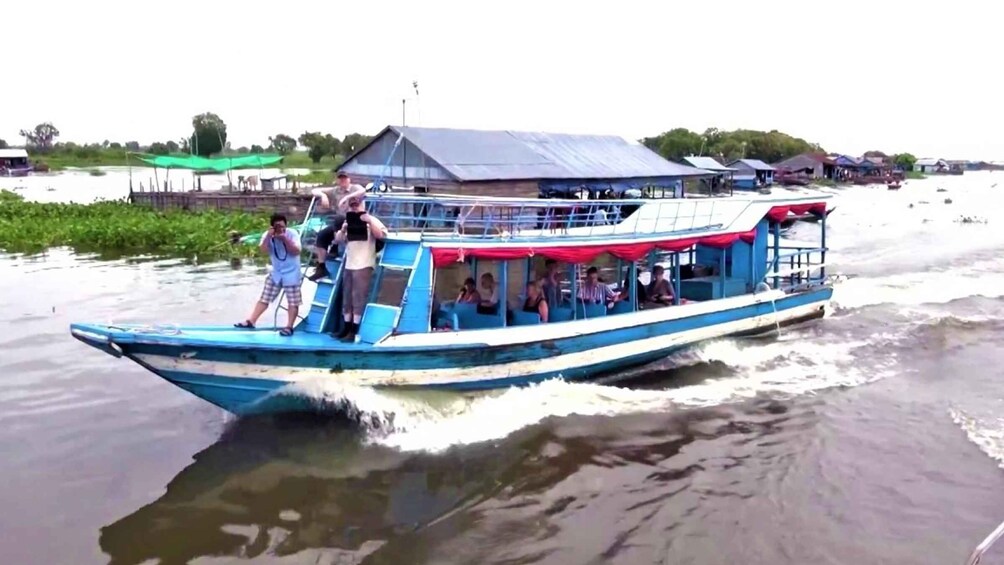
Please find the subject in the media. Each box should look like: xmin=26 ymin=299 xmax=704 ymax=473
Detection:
xmin=70 ymin=194 xmax=834 ymax=415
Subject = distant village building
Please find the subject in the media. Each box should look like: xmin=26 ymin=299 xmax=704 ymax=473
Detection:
xmin=337 ymin=125 xmax=710 ymax=198
xmin=681 ymin=156 xmax=735 ymax=195
xmin=773 ymin=153 xmax=835 ymax=179
xmin=914 ymin=158 xmax=948 ymax=174
xmin=726 ymin=159 xmax=775 ymax=189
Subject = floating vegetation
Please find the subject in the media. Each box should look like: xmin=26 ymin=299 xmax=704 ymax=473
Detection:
xmin=0 ymin=189 xmax=265 ymax=261
xmin=944 ymin=198 xmax=954 ymax=204
xmin=956 ymin=216 xmax=988 ymax=224
xmin=87 ymin=168 xmax=107 ymax=176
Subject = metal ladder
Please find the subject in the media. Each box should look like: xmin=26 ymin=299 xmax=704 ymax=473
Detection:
xmin=967 ymin=519 xmax=1004 ymax=565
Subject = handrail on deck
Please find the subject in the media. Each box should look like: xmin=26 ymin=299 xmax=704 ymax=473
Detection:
xmin=362 ymin=193 xmax=745 ymax=242
xmin=765 ymin=245 xmax=827 ymax=290
xmin=967 ymin=518 xmax=1004 ymax=565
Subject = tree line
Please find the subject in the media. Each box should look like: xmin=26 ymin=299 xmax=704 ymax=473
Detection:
xmin=9 ymin=113 xmax=373 ymax=163
xmin=641 ymin=128 xmax=823 ymax=164
xmin=5 ymin=117 xmax=921 ymax=170
xmin=641 ymin=127 xmax=918 ymax=169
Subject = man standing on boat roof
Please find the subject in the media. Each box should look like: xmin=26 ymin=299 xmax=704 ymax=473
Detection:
xmin=234 ymin=213 xmax=302 ymax=336
xmin=309 ymin=171 xmax=366 ymax=281
xmin=334 ymin=197 xmax=388 ymax=342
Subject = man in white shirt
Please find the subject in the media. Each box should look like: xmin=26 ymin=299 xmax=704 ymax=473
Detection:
xmin=334 ymin=197 xmax=388 ymax=341
xmin=234 ymin=213 xmax=302 ymax=336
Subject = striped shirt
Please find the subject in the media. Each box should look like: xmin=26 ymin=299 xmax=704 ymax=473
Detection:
xmin=578 ymin=282 xmax=615 ymax=304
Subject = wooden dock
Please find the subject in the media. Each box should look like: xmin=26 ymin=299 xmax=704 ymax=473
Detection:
xmin=129 ymin=190 xmax=314 ymax=215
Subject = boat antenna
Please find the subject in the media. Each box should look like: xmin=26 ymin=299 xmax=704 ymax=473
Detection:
xmin=414 ymin=80 xmax=430 ymax=193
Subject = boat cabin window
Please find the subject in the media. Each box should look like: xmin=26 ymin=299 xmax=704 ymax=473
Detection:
xmin=432 ymin=251 xmax=700 ymax=331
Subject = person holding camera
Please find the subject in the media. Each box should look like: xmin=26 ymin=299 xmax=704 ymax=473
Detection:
xmin=309 ymin=171 xmax=366 ymax=281
xmin=334 ymin=197 xmax=388 ymax=341
xmin=234 ymin=213 xmax=303 ymax=336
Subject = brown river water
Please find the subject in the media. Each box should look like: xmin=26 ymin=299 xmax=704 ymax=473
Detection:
xmin=2 ymin=171 xmax=1004 ymax=564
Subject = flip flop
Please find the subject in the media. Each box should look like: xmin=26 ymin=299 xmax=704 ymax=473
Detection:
xmin=279 ymin=327 xmax=294 ymax=337
xmin=234 ymin=320 xmax=255 ymax=329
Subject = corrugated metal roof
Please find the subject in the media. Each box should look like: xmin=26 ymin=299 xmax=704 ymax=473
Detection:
xmin=0 ymin=149 xmax=28 ymax=159
xmin=915 ymin=158 xmax=946 ymax=166
xmin=347 ymin=126 xmax=711 ymax=182
xmin=681 ymin=156 xmax=735 ymax=172
xmin=729 ymin=158 xmax=776 ymax=171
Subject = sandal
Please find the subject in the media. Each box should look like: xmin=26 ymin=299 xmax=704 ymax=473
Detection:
xmin=234 ymin=320 xmax=255 ymax=329
xmin=279 ymin=327 xmax=294 ymax=337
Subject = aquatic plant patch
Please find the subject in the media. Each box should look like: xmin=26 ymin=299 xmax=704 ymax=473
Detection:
xmin=0 ymin=190 xmax=266 ymax=260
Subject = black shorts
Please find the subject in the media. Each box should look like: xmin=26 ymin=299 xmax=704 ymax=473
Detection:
xmin=315 ymin=214 xmax=344 ymax=251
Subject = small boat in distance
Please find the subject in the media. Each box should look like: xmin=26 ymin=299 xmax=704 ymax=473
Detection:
xmin=887 ymin=180 xmax=902 ymax=190
xmin=0 ymin=149 xmax=33 ymax=177
xmin=71 ymin=193 xmax=835 ymax=415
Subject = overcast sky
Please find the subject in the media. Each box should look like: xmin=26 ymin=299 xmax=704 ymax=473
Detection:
xmin=3 ymin=0 xmax=1001 ymax=160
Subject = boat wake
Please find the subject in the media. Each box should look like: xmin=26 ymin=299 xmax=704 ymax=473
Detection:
xmin=950 ymin=407 xmax=1004 ymax=469
xmin=831 ymin=257 xmax=1004 ymax=312
xmin=271 ymin=331 xmax=893 ymax=453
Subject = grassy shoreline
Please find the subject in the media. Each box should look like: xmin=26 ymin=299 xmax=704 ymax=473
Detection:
xmin=0 ymin=189 xmax=266 ymax=260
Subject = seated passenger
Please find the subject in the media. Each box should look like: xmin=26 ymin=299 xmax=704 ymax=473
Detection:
xmin=539 ymin=259 xmax=563 ymax=307
xmin=456 ymin=277 xmax=481 ymax=304
xmin=645 ymin=265 xmax=674 ymax=307
xmin=477 ymin=272 xmax=499 ymax=315
xmin=578 ymin=266 xmax=622 ymax=306
xmin=522 ymin=281 xmax=549 ymax=323
xmin=620 ymin=271 xmax=647 ymax=303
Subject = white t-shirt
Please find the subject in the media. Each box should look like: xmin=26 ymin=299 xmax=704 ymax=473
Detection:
xmin=345 ymin=233 xmax=377 ymax=271
xmin=259 ymin=228 xmax=302 ymax=285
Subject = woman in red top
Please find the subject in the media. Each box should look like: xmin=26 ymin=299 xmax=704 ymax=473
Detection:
xmin=456 ymin=277 xmax=481 ymax=304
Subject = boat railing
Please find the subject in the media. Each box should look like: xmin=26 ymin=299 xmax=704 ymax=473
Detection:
xmin=967 ymin=518 xmax=1004 ymax=565
xmin=767 ymin=245 xmax=827 ymax=289
xmin=361 ymin=193 xmax=743 ymax=241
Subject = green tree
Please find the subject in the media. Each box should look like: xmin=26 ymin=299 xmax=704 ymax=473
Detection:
xmin=268 ymin=133 xmax=297 ymax=155
xmin=0 ymin=139 xmax=7 ymax=149
xmin=893 ymin=153 xmax=917 ymax=170
xmin=165 ymin=140 xmax=179 ymax=153
xmin=19 ymin=122 xmax=60 ymax=153
xmin=325 ymin=134 xmax=341 ymax=159
xmin=125 ymin=141 xmax=141 ymax=152
xmin=299 ymin=131 xmax=331 ymax=164
xmin=189 ymin=112 xmax=227 ymax=157
xmin=340 ymin=133 xmax=372 ymax=155
xmin=108 ymin=142 xmax=123 ymax=150
xmin=863 ymin=150 xmax=889 ymax=159
xmin=641 ymin=128 xmax=703 ymax=161
xmin=250 ymin=144 xmax=265 ymax=154
xmin=148 ymin=142 xmax=170 ymax=155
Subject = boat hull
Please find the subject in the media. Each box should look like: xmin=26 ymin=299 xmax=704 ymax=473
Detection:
xmin=71 ymin=287 xmax=832 ymax=415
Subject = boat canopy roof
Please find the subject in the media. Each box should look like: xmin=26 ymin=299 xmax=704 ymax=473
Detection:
xmin=361 ymin=193 xmax=830 ymax=267
xmin=0 ymin=149 xmax=29 ymax=159
xmin=131 ymin=153 xmax=283 ymax=171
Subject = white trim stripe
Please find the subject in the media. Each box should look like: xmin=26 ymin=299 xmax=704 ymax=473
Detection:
xmin=133 ymin=300 xmax=826 ymax=387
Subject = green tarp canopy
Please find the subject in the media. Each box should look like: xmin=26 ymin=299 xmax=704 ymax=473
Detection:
xmin=133 ymin=153 xmax=283 ymax=171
